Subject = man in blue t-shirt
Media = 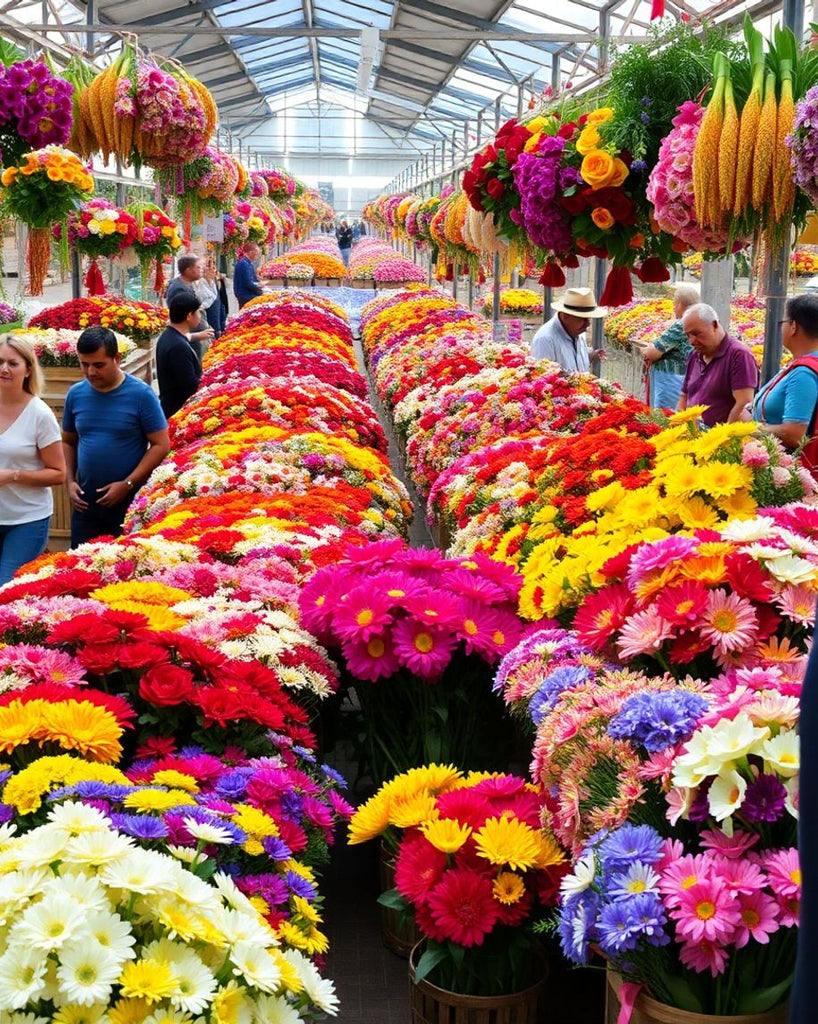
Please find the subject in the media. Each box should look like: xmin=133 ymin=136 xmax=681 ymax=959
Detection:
xmin=233 ymin=242 xmax=264 ymax=309
xmin=62 ymin=327 xmax=169 ymax=548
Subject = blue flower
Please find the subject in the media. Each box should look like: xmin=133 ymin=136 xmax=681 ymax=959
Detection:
xmin=263 ymin=835 xmax=292 ymax=861
xmin=73 ymin=781 xmax=134 ymax=800
xmin=110 ymin=813 xmax=168 ymax=840
xmin=293 ymin=745 xmax=316 ymax=763
xmin=608 ymin=691 xmax=707 ymax=752
xmin=0 ymin=803 xmax=14 ymax=823
xmin=558 ymin=891 xmax=599 ymax=964
xmin=286 ymin=870 xmax=317 ymax=900
xmin=597 ymin=893 xmax=668 ymax=956
xmin=530 ymin=665 xmax=592 ymax=725
xmin=215 ymin=770 xmax=251 ymax=799
xmin=320 ymin=763 xmax=348 ymax=788
xmin=598 ymin=825 xmax=664 ymax=870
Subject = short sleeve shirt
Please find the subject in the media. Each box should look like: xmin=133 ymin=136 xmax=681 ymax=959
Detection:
xmin=653 ymin=320 xmax=693 ymax=376
xmin=63 ymin=375 xmax=167 ymax=496
xmin=0 ymin=397 xmax=61 ymax=524
xmin=752 ymin=357 xmax=818 ymax=426
xmin=681 ymin=334 xmax=759 ymax=427
xmin=530 ymin=314 xmax=590 ymax=372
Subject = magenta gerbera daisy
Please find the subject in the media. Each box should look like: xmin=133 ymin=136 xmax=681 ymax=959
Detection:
xmin=573 ymin=584 xmax=634 ymax=650
xmin=700 ymin=589 xmax=758 ymax=655
xmin=426 ymin=866 xmax=499 ymax=946
xmin=395 ymin=831 xmax=448 ymax=903
xmin=655 ymin=581 xmax=709 ymax=627
xmin=392 ymin=619 xmax=458 ymax=679
xmin=626 ymin=536 xmax=699 ymax=589
xmin=441 ymin=568 xmax=508 ymax=605
xmin=333 ymin=585 xmax=394 ymax=643
xmin=341 ymin=633 xmax=401 ymax=682
xmin=403 ymin=590 xmax=464 ymax=629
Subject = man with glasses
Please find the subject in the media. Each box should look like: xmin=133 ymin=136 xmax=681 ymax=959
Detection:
xmin=678 ymin=302 xmax=758 ymax=426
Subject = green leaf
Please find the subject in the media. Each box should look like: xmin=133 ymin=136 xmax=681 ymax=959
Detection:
xmin=414 ymin=946 xmax=448 ymax=984
xmin=660 ymin=974 xmax=706 ymax=1013
xmin=735 ymin=975 xmax=792 ymax=1014
xmin=377 ymin=889 xmax=408 ymax=912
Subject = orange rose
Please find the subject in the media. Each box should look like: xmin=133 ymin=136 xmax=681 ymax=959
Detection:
xmin=580 ymin=149 xmax=616 ymax=190
xmin=575 ymin=125 xmax=602 ymax=155
xmin=609 ymin=158 xmax=629 ymax=187
xmin=585 ymin=107 xmax=614 ymax=126
xmin=0 ymin=167 xmax=17 ymax=186
xmin=591 ymin=207 xmax=615 ymax=230
xmin=629 ymin=233 xmax=645 ymax=249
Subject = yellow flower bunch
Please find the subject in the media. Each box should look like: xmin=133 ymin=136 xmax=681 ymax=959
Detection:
xmin=348 ymin=763 xmax=464 ymax=844
xmin=0 ymin=698 xmax=123 ymax=763
xmin=3 ymin=754 xmax=130 ymax=813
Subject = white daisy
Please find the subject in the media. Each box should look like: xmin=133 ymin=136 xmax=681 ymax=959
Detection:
xmin=42 ymin=872 xmax=109 ymax=913
xmin=166 ymin=845 xmax=200 ymax=865
xmin=278 ymin=949 xmax=339 ymax=1016
xmin=12 ymin=894 xmax=87 ymax=951
xmin=183 ymin=819 xmax=236 ymax=846
xmin=559 ymin=851 xmax=596 ymax=900
xmin=13 ymin=826 xmax=68 ymax=868
xmin=720 ymin=516 xmax=776 ymax=542
xmin=0 ymin=947 xmax=48 ymax=1010
xmin=56 ymin=942 xmax=120 ymax=1006
xmin=230 ymin=942 xmax=281 ymax=994
xmin=169 ymin=954 xmax=217 ymax=1014
xmin=84 ymin=910 xmax=137 ymax=963
xmin=47 ymin=802 xmax=111 ymax=836
xmin=99 ymin=850 xmax=176 ymax=895
xmin=63 ymin=830 xmax=134 ymax=868
xmin=250 ymin=993 xmax=301 ymax=1024
xmin=217 ymin=908 xmax=274 ymax=947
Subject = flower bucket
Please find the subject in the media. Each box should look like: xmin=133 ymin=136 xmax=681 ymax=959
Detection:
xmin=266 ymin=276 xmax=285 ymax=288
xmin=325 ymin=277 xmax=342 ymax=287
xmin=605 ymin=970 xmax=789 ymax=1024
xmin=313 ymin=276 xmax=329 ymax=287
xmin=409 ymin=942 xmax=546 ymax=1024
xmin=353 ymin=278 xmax=375 ymax=289
xmin=378 ymin=841 xmax=420 ymax=958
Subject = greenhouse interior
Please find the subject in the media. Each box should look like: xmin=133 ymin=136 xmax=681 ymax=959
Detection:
xmin=0 ymin=0 xmax=815 ymax=1022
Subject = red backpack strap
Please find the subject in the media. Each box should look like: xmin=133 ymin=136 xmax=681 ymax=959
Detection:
xmin=758 ymin=356 xmax=818 ymax=426
xmin=763 ymin=356 xmax=818 ymax=476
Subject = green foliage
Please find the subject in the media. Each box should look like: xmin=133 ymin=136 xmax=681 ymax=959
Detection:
xmin=0 ymin=37 xmax=23 ymax=68
xmin=602 ymin=21 xmax=742 ymax=166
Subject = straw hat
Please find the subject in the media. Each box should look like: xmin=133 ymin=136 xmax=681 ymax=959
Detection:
xmin=552 ymin=287 xmax=607 ymax=319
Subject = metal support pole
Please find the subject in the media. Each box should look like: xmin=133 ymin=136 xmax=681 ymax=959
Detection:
xmin=544 ymin=285 xmax=553 ymax=322
xmin=761 ymin=245 xmax=790 ymax=384
xmin=70 ymin=249 xmax=82 ymax=300
xmin=701 ymin=258 xmax=733 ymax=333
xmin=590 ymin=257 xmax=607 ymax=376
xmin=492 ymin=252 xmax=501 ymax=336
xmin=468 ymin=271 xmax=474 ymax=311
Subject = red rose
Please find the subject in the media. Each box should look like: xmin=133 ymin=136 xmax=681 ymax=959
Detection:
xmin=559 ymin=191 xmax=587 ymax=216
xmin=486 ymin=177 xmax=505 ymax=201
xmin=139 ymin=664 xmax=196 ymax=706
xmin=557 ymin=122 xmax=577 ymax=139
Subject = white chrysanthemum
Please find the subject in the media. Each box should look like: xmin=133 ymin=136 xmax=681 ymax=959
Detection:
xmin=559 ymin=852 xmax=596 ymax=900
xmin=84 ymin=911 xmax=136 ymax=963
xmin=63 ymin=830 xmax=134 ymax=867
xmin=230 ymin=942 xmax=281 ymax=994
xmin=250 ymin=993 xmax=301 ymax=1024
xmin=0 ymin=868 xmax=49 ymax=909
xmin=211 ymin=873 xmax=257 ymax=916
xmin=56 ymin=941 xmax=120 ymax=1005
xmin=12 ymin=893 xmax=87 ymax=950
xmin=182 ymin=819 xmax=236 ymax=846
xmin=0 ymin=823 xmax=18 ymax=846
xmin=42 ymin=872 xmax=109 ymax=913
xmin=13 ymin=827 xmax=68 ymax=868
xmin=250 ymin=634 xmax=286 ymax=659
xmin=278 ymin=949 xmax=339 ymax=1016
xmin=166 ymin=845 xmax=200 ymax=865
xmin=47 ymin=803 xmax=111 ymax=836
xmin=169 ymin=957 xmax=216 ymax=1013
xmin=0 ymin=947 xmax=48 ymax=1010
xmin=143 ymin=1010 xmax=195 ymax=1024
xmin=765 ymin=553 xmax=818 ymax=585
xmin=217 ymin=640 xmax=249 ymax=660
xmin=167 ymin=866 xmax=221 ymax=913
xmin=1 ymin=1012 xmax=49 ymax=1024
xmin=217 ymin=908 xmax=274 ymax=948
xmin=720 ymin=516 xmax=777 ymax=542
xmin=99 ymin=850 xmax=176 ymax=894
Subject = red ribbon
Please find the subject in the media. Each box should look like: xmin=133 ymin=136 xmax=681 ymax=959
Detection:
xmin=539 ymin=262 xmax=566 ymax=287
xmin=84 ymin=258 xmax=106 ymax=296
xmin=617 ymin=981 xmax=643 ymax=1024
xmin=153 ymin=259 xmax=165 ymax=294
xmin=650 ymin=0 xmax=665 ymax=18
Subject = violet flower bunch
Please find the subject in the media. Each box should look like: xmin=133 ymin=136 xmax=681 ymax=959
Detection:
xmin=512 ymin=136 xmax=573 ymax=253
xmin=0 ymin=59 xmax=73 ymax=165
xmin=788 ymin=84 xmax=818 ymax=205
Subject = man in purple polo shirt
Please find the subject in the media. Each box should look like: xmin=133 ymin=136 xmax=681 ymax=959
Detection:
xmin=677 ymin=302 xmax=758 ymax=426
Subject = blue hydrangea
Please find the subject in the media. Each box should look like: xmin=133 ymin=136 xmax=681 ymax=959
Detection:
xmin=608 ymin=690 xmax=708 ymax=753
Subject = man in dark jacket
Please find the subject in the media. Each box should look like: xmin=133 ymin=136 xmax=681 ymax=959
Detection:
xmin=233 ymin=242 xmax=264 ymax=309
xmin=155 ymin=293 xmax=208 ymax=418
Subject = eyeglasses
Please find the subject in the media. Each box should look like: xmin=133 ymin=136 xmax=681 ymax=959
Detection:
xmin=778 ymin=319 xmax=794 ymax=326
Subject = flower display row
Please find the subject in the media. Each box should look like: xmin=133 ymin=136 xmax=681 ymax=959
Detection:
xmin=0 ymin=287 xmax=430 ymax=1020
xmin=29 ymin=295 xmax=165 ymax=346
xmin=263 ymin=238 xmax=347 ymax=281
xmin=7 ymin=326 xmax=135 ymax=366
xmin=482 ymin=288 xmax=544 ymax=319
xmin=347 ymin=238 xmax=426 ymax=284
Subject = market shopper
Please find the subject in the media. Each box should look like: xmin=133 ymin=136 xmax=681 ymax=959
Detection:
xmin=166 ymin=255 xmax=215 ymax=360
xmin=193 ymin=257 xmax=222 ymax=342
xmin=63 ymin=327 xmax=169 ymax=548
xmin=636 ymin=283 xmax=698 ymax=410
xmin=337 ymin=220 xmax=353 ymax=267
xmin=0 ymin=336 xmax=65 ymax=584
xmin=750 ymin=293 xmax=818 ymax=471
xmin=156 ymin=293 xmax=206 ymax=419
xmin=678 ymin=303 xmax=758 ymax=426
xmin=234 ymin=241 xmax=264 ymax=308
xmin=530 ymin=287 xmax=606 ymax=372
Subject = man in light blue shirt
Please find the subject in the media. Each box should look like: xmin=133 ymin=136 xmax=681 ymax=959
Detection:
xmin=530 ymin=286 xmax=607 ymax=372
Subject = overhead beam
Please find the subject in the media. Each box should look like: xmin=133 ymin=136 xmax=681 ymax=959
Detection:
xmin=301 ymin=0 xmax=321 ymax=92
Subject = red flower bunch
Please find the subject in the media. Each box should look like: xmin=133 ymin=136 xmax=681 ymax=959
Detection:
xmin=201 ymin=348 xmax=368 ymax=399
xmin=462 ymin=118 xmax=533 ymax=240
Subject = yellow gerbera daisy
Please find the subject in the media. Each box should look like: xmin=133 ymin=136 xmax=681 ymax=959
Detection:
xmin=472 ymin=813 xmax=541 ymax=871
xmin=421 ymin=817 xmax=472 ymax=853
xmin=119 ymin=959 xmax=179 ymax=1003
xmin=493 ymin=871 xmax=525 ymax=905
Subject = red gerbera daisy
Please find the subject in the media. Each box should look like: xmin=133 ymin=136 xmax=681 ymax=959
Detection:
xmin=573 ymin=583 xmax=634 ymax=650
xmin=426 ymin=867 xmax=500 ymax=946
xmin=395 ymin=832 xmax=448 ymax=903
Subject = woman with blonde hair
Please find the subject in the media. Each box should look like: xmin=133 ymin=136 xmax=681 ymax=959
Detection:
xmin=0 ymin=334 xmax=64 ymax=584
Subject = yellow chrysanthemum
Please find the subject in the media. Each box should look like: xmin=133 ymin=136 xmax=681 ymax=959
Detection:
xmin=662 ymin=457 xmax=701 ymax=498
xmin=153 ymin=899 xmax=203 ymax=943
xmin=232 ymin=804 xmax=280 ymax=838
xmin=493 ymin=871 xmax=525 ymax=905
xmin=585 ymin=480 xmax=627 ymax=513
xmin=3 ymin=755 xmax=129 ymax=814
xmin=90 ymin=580 xmax=192 ymax=606
xmin=41 ymin=700 xmax=123 ymax=763
xmin=269 ymin=948 xmax=303 ymax=993
xmin=692 ymin=420 xmax=758 ymax=459
xmin=123 ymin=789 xmax=196 ymax=813
xmin=119 ymin=960 xmax=179 ymax=1003
xmin=421 ymin=817 xmax=472 ymax=853
xmin=211 ymin=981 xmax=251 ymax=1024
xmin=108 ymin=998 xmax=152 ymax=1024
xmin=151 ymin=770 xmax=199 ymax=792
xmin=293 ymin=894 xmax=322 ymax=926
xmin=0 ymin=702 xmax=42 ymax=752
xmin=675 ymin=496 xmax=721 ymax=531
xmin=680 ymin=554 xmax=727 ymax=585
xmin=348 ymin=792 xmax=392 ymax=844
xmin=718 ymin=491 xmax=757 ymax=519
xmin=472 ymin=813 xmax=542 ymax=871
xmin=669 ymin=406 xmax=709 ymax=425
xmin=697 ymin=461 xmax=752 ymax=499
xmin=389 ymin=793 xmax=439 ymax=830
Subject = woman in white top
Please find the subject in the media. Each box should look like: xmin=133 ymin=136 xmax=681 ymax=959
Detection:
xmin=0 ymin=335 xmax=65 ymax=585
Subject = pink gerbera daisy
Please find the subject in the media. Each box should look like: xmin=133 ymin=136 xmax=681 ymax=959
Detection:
xmin=341 ymin=633 xmax=401 ymax=682
xmin=616 ymin=607 xmax=674 ymax=661
xmin=699 ymin=828 xmax=759 ymax=860
xmin=426 ymin=866 xmax=499 ymax=946
xmin=333 ymin=585 xmax=394 ymax=643
xmin=573 ymin=583 xmax=634 ymax=650
xmin=441 ymin=568 xmax=508 ymax=605
xmin=626 ymin=536 xmax=699 ymax=589
xmin=761 ymin=848 xmax=801 ymax=899
xmin=774 ymin=583 xmax=816 ymax=626
xmin=699 ymin=589 xmax=758 ymax=655
xmin=392 ymin=619 xmax=458 ymax=679
xmin=655 ymin=581 xmax=709 ymax=627
xmin=671 ymin=878 xmax=741 ymax=945
xmin=659 ymin=853 xmax=710 ymax=908
xmin=679 ymin=938 xmax=729 ymax=978
xmin=1 ymin=645 xmax=87 ymax=687
xmin=403 ymin=590 xmax=464 ymax=629
xmin=733 ymin=890 xmax=779 ymax=948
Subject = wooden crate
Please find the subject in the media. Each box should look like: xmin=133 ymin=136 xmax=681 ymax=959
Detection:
xmin=41 ymin=344 xmax=154 ymax=551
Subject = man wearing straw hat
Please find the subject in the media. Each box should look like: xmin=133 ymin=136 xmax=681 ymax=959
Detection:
xmin=530 ymin=287 xmax=607 ymax=372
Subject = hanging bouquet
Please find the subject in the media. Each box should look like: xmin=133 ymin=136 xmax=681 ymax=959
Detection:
xmin=298 ymin=540 xmax=524 ymax=784
xmin=222 ymin=206 xmax=250 ymax=257
xmin=260 ymin=168 xmax=297 ymax=203
xmin=74 ymin=43 xmax=216 ymax=168
xmin=0 ymin=145 xmax=93 ymax=295
xmin=349 ymin=769 xmax=566 ymax=995
xmin=156 ymin=146 xmax=240 ymax=221
xmin=124 ymin=201 xmax=182 ymax=293
xmin=0 ymin=58 xmax=73 ymax=167
xmin=462 ymin=117 xmax=532 ymax=244
xmin=55 ymin=198 xmax=139 ymax=295
xmin=249 ymin=170 xmax=269 ymax=198
xmin=0 ymin=807 xmax=338 ymax=1019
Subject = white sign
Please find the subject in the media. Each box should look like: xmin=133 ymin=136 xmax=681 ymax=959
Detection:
xmin=203 ymin=215 xmax=224 ymax=243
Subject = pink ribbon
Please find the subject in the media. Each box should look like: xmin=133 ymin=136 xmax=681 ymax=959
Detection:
xmin=617 ymin=981 xmax=643 ymax=1024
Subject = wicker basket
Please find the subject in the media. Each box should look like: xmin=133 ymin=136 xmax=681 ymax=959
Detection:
xmin=378 ymin=841 xmax=420 ymax=958
xmin=409 ymin=942 xmax=546 ymax=1024
xmin=605 ymin=970 xmax=789 ymax=1024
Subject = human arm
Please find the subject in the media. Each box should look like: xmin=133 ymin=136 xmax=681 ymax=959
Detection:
xmin=95 ymin=428 xmax=170 ymax=507
xmin=0 ymin=440 xmax=65 ymax=489
xmin=640 ymin=342 xmax=663 ymax=363
xmin=677 ymin=392 xmax=687 ymax=413
xmin=727 ymin=387 xmax=756 ymax=423
xmin=62 ymin=430 xmax=88 ymax=511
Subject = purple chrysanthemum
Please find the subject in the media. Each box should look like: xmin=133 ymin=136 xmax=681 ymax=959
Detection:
xmin=741 ymin=774 xmax=787 ymax=823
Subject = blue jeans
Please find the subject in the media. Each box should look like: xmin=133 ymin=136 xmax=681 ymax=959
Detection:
xmin=340 ymin=247 xmax=351 ymax=267
xmin=71 ymin=499 xmax=131 ymax=548
xmin=0 ymin=515 xmax=50 ymax=585
xmin=649 ymin=367 xmax=685 ymax=410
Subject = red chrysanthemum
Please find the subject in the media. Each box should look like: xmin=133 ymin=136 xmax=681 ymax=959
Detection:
xmin=395 ymin=832 xmax=448 ymax=903
xmin=426 ymin=867 xmax=500 ymax=946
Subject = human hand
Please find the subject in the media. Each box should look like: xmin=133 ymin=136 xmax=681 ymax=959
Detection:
xmin=67 ymin=480 xmax=88 ymax=511
xmin=96 ymin=480 xmax=132 ymax=508
xmin=592 ymin=349 xmax=607 ymax=360
xmin=196 ymin=327 xmax=215 ymax=342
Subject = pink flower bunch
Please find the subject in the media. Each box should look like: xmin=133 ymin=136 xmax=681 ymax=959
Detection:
xmin=299 ymin=538 xmax=525 ymax=681
xmin=647 ymin=101 xmax=745 ymax=254
xmin=372 ymin=257 xmax=426 ymax=283
xmin=259 ymin=259 xmax=289 ymax=278
xmin=0 ymin=59 xmax=73 ymax=159
xmin=127 ymin=60 xmax=207 ymax=167
xmin=249 ymin=170 xmax=269 ymax=198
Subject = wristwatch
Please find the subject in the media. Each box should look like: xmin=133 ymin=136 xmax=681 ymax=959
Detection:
xmin=126 ymin=479 xmax=136 ymax=490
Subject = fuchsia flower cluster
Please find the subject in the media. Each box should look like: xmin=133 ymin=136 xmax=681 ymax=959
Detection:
xmin=0 ymin=59 xmax=72 ymax=162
